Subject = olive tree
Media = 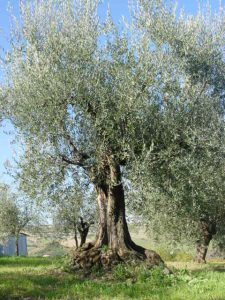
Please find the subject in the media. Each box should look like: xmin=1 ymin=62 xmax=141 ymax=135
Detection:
xmin=0 ymin=184 xmax=36 ymax=255
xmin=127 ymin=0 xmax=225 ymax=263
xmin=53 ymin=183 xmax=96 ymax=248
xmin=1 ymin=0 xmax=225 ymax=268
xmin=128 ymin=157 xmax=225 ymax=263
xmin=127 ymin=131 xmax=225 ymax=264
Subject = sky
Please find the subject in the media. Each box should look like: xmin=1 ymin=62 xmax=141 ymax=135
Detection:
xmin=0 ymin=0 xmax=224 ymax=184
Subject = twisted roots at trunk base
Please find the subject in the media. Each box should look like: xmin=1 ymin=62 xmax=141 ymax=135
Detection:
xmin=71 ymin=161 xmax=167 ymax=273
xmin=71 ymin=242 xmax=166 ymax=271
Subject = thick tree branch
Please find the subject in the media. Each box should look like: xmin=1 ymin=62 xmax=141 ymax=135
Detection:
xmin=60 ymin=154 xmax=84 ymax=167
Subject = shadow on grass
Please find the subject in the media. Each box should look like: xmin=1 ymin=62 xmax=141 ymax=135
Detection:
xmin=208 ymin=265 xmax=225 ymax=273
xmin=0 ymin=259 xmax=176 ymax=300
xmin=0 ymin=271 xmax=176 ymax=300
xmin=185 ymin=262 xmax=225 ymax=275
xmin=0 ymin=272 xmax=82 ymax=299
xmin=4 ymin=258 xmax=225 ymax=299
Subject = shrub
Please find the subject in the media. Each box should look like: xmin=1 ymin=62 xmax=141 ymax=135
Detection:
xmin=112 ymin=263 xmax=175 ymax=288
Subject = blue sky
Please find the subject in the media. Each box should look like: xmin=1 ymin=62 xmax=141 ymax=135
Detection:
xmin=0 ymin=0 xmax=224 ymax=184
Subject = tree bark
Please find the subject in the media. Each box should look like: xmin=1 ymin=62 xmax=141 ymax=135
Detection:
xmin=106 ymin=161 xmax=140 ymax=255
xmin=196 ymin=219 xmax=216 ymax=263
xmin=94 ymin=183 xmax=108 ymax=248
xmin=74 ymin=225 xmax=78 ymax=249
xmin=92 ymin=160 xmax=140 ymax=255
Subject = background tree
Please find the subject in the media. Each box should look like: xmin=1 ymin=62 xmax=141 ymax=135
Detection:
xmin=123 ymin=0 xmax=225 ymax=264
xmin=0 ymin=184 xmax=37 ymax=255
xmin=128 ymin=167 xmax=225 ymax=264
xmin=53 ymin=183 xmax=96 ymax=248
xmin=1 ymin=0 xmax=224 ymax=269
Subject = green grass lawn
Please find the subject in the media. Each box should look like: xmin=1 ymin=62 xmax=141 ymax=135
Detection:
xmin=0 ymin=257 xmax=225 ymax=300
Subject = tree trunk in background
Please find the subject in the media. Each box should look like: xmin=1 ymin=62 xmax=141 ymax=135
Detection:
xmin=196 ymin=219 xmax=217 ymax=263
xmin=15 ymin=234 xmax=19 ymax=256
xmin=78 ymin=217 xmax=90 ymax=247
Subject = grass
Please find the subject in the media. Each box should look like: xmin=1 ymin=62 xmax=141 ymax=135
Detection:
xmin=0 ymin=257 xmax=225 ymax=299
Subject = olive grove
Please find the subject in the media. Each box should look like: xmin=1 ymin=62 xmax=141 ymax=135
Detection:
xmin=1 ymin=0 xmax=225 ymax=268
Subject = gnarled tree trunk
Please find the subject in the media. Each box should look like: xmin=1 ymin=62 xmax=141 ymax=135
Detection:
xmin=72 ymin=158 xmax=165 ymax=271
xmin=196 ymin=218 xmax=216 ymax=263
xmin=106 ymin=161 xmax=145 ymax=257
